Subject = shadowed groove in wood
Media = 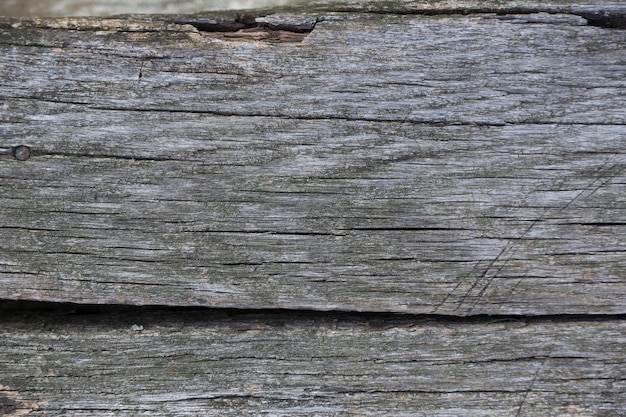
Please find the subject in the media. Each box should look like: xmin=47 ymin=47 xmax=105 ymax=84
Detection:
xmin=3 ymin=299 xmax=626 ymax=322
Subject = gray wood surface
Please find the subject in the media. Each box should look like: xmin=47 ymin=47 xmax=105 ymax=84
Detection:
xmin=0 ymin=308 xmax=624 ymax=416
xmin=1 ymin=3 xmax=625 ymax=315
xmin=1 ymin=3 xmax=625 ymax=416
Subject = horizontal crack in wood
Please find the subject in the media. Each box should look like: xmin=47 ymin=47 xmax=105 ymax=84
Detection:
xmin=2 ymin=300 xmax=626 ymax=323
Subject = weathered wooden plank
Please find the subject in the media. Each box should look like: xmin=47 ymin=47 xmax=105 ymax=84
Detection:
xmin=0 ymin=308 xmax=624 ymax=416
xmin=1 ymin=8 xmax=625 ymax=314
xmin=3 ymin=12 xmax=626 ymax=123
xmin=1 ymin=121 xmax=625 ymax=314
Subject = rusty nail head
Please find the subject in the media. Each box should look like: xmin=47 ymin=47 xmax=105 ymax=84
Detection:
xmin=13 ymin=145 xmax=31 ymax=161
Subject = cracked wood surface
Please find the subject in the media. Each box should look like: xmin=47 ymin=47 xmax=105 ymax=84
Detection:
xmin=0 ymin=4 xmax=625 ymax=315
xmin=1 ymin=3 xmax=625 ymax=417
xmin=0 ymin=309 xmax=624 ymax=416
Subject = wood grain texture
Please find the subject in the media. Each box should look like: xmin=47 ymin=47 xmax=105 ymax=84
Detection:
xmin=0 ymin=6 xmax=625 ymax=314
xmin=0 ymin=309 xmax=624 ymax=416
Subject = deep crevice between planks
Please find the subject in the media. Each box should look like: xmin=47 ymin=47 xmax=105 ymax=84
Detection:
xmin=576 ymin=11 xmax=626 ymax=29
xmin=1 ymin=300 xmax=625 ymax=325
xmin=495 ymin=9 xmax=626 ymax=29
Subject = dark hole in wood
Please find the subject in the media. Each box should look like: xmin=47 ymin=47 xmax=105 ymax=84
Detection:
xmin=579 ymin=11 xmax=626 ymax=29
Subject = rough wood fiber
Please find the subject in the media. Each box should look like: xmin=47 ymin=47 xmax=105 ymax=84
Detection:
xmin=0 ymin=309 xmax=624 ymax=416
xmin=0 ymin=6 xmax=625 ymax=315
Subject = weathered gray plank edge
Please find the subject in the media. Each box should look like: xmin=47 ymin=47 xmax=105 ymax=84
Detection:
xmin=280 ymin=0 xmax=626 ymax=30
xmin=2 ymin=0 xmax=626 ymax=30
xmin=0 ymin=308 xmax=624 ymax=416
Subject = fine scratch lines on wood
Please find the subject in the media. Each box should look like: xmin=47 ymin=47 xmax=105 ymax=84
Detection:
xmin=560 ymin=156 xmax=625 ymax=213
xmin=501 ymin=156 xmax=626 ymax=299
xmin=453 ymin=243 xmax=514 ymax=315
xmin=447 ymin=185 xmax=555 ymax=315
xmin=463 ymin=205 xmax=555 ymax=315
xmin=514 ymin=357 xmax=546 ymax=417
xmin=448 ymin=155 xmax=626 ymax=315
